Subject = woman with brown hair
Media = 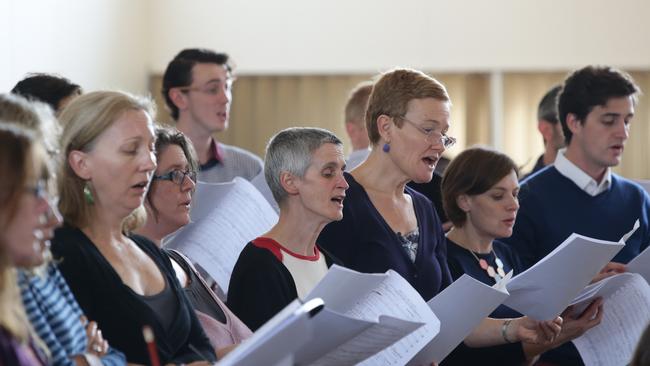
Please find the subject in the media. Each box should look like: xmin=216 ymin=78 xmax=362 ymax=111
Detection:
xmin=442 ymin=146 xmax=603 ymax=365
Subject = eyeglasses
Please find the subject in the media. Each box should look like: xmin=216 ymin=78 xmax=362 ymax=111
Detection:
xmin=397 ymin=116 xmax=457 ymax=148
xmin=153 ymin=169 xmax=197 ymax=186
xmin=177 ymin=78 xmax=234 ymax=96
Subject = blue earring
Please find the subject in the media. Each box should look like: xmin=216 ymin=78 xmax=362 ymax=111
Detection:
xmin=382 ymin=143 xmax=390 ymax=153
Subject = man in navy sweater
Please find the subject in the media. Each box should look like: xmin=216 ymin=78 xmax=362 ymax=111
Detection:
xmin=503 ymin=65 xmax=650 ymax=366
xmin=505 ymin=65 xmax=650 ymax=271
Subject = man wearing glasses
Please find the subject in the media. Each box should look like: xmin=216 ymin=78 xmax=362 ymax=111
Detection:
xmin=162 ymin=48 xmax=263 ymax=183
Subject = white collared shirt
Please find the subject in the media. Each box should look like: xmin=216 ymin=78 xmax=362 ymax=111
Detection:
xmin=554 ymin=148 xmax=612 ymax=196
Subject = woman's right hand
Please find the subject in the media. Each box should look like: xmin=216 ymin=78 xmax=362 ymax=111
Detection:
xmin=555 ymin=298 xmax=604 ymax=344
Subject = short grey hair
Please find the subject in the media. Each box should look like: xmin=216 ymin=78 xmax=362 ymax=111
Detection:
xmin=537 ymin=85 xmax=562 ymax=123
xmin=265 ymin=127 xmax=343 ymax=205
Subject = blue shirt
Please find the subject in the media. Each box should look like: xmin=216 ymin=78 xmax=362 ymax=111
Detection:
xmin=18 ymin=263 xmax=126 ymax=366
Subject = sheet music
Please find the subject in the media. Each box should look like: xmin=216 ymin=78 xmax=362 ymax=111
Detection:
xmin=218 ymin=298 xmax=322 ymax=366
xmin=299 ymin=310 xmax=424 ymax=366
xmin=410 ymin=274 xmax=510 ymax=365
xmin=164 ymin=178 xmax=278 ymax=293
xmin=503 ymin=227 xmax=631 ymax=320
xmin=250 ymin=171 xmax=280 ymax=213
xmin=305 ymin=265 xmax=440 ymax=366
xmin=572 ymin=273 xmax=650 ymax=366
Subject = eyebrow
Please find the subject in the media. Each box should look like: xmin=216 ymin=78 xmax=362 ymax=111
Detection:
xmin=321 ymin=161 xmax=344 ymax=170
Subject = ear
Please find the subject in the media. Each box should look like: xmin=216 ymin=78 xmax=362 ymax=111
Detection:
xmin=68 ymin=150 xmax=92 ymax=180
xmin=456 ymin=194 xmax=472 ymax=213
xmin=345 ymin=122 xmax=356 ymax=138
xmin=566 ymin=113 xmax=582 ymax=136
xmin=538 ymin=121 xmax=552 ymax=142
xmin=279 ymin=171 xmax=300 ymax=197
xmin=168 ymin=88 xmax=189 ymax=112
xmin=376 ymin=114 xmax=393 ymax=143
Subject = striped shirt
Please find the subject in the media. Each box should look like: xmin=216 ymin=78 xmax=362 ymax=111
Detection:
xmin=17 ymin=264 xmax=126 ymax=366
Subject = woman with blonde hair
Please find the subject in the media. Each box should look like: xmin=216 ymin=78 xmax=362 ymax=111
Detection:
xmin=51 ymin=91 xmax=216 ymax=365
xmin=0 ymin=123 xmax=53 ymax=365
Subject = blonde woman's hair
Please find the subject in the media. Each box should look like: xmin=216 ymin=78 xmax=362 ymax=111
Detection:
xmin=58 ymin=91 xmax=156 ymax=233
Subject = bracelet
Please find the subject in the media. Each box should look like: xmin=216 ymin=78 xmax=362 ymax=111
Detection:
xmin=502 ymin=319 xmax=514 ymax=343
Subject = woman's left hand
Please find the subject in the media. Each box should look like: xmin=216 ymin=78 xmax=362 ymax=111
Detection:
xmin=511 ymin=315 xmax=563 ymax=344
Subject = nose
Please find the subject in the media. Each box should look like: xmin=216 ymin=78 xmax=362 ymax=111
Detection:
xmin=338 ymin=172 xmax=350 ymax=190
xmin=427 ymin=133 xmax=446 ymax=154
xmin=142 ymin=150 xmax=157 ymax=173
xmin=38 ymin=197 xmax=63 ymax=231
xmin=218 ymin=85 xmax=231 ymax=105
xmin=617 ymin=120 xmax=630 ymax=140
xmin=182 ymin=174 xmax=196 ymax=192
xmin=506 ymin=195 xmax=520 ymax=212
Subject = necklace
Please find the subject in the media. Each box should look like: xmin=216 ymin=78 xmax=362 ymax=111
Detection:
xmin=467 ymin=249 xmax=506 ymax=282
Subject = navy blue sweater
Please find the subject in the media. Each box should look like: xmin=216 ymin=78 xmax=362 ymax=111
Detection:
xmin=318 ymin=172 xmax=452 ymax=301
xmin=503 ymin=167 xmax=650 ymax=270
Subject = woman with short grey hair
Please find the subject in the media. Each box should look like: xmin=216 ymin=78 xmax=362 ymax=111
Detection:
xmin=227 ymin=127 xmax=348 ymax=331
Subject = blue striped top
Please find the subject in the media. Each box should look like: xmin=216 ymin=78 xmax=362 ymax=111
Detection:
xmin=18 ymin=263 xmax=126 ymax=366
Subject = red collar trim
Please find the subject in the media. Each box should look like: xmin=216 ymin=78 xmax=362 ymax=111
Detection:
xmin=251 ymin=237 xmax=321 ymax=262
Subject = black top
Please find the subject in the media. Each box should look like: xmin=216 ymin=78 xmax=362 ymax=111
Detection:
xmin=443 ymin=238 xmax=525 ymax=366
xmin=51 ymin=225 xmax=216 ymax=365
xmin=227 ymin=241 xmax=337 ymax=331
xmin=407 ymin=171 xmax=448 ymax=222
xmin=318 ymin=172 xmax=452 ymax=301
xmin=137 ymin=276 xmax=180 ymax=334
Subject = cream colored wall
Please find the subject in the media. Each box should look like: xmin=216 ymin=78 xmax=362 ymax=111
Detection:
xmin=148 ymin=0 xmax=650 ymax=74
xmin=1 ymin=0 xmax=150 ymax=93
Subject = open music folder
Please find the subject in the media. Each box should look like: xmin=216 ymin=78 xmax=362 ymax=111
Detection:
xmin=164 ymin=177 xmax=278 ymax=294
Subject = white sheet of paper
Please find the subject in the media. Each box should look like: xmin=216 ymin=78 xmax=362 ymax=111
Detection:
xmin=164 ymin=178 xmax=278 ymax=293
xmin=305 ymin=265 xmax=440 ymax=366
xmin=503 ymin=227 xmax=631 ymax=320
xmin=297 ymin=309 xmax=425 ymax=366
xmin=411 ymin=274 xmax=510 ymax=365
xmin=250 ymin=171 xmax=280 ymax=213
xmin=218 ymin=298 xmax=322 ymax=366
xmin=571 ymin=273 xmax=650 ymax=366
xmin=627 ymin=244 xmax=650 ymax=283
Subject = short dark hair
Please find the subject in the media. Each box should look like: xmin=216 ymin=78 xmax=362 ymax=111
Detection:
xmin=558 ymin=66 xmax=639 ymax=144
xmin=11 ymin=73 xmax=81 ymax=112
xmin=161 ymin=48 xmax=233 ymax=120
xmin=146 ymin=127 xmax=198 ymax=221
xmin=442 ymin=147 xmax=518 ymax=227
xmin=537 ymin=85 xmax=561 ymax=124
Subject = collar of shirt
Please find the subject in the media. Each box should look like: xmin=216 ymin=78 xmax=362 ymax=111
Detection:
xmin=554 ymin=148 xmax=611 ymax=196
xmin=199 ymin=137 xmax=224 ymax=171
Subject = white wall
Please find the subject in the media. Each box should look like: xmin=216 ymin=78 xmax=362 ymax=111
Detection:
xmin=3 ymin=0 xmax=649 ymax=94
xmin=1 ymin=0 xmax=150 ymax=93
xmin=149 ymin=0 xmax=650 ymax=75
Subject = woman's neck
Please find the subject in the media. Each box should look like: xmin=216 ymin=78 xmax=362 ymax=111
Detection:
xmin=265 ymin=204 xmax=328 ymax=257
xmin=133 ymin=221 xmax=164 ymax=247
xmin=352 ymin=149 xmax=411 ymax=198
xmin=81 ymin=207 xmax=128 ymax=247
xmin=446 ymin=225 xmax=494 ymax=254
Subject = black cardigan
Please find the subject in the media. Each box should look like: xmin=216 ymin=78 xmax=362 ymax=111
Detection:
xmin=226 ymin=241 xmax=337 ymax=331
xmin=51 ymin=225 xmax=216 ymax=365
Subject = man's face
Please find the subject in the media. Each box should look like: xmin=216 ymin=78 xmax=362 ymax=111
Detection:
xmin=182 ymin=63 xmax=232 ymax=133
xmin=570 ymin=95 xmax=634 ymax=170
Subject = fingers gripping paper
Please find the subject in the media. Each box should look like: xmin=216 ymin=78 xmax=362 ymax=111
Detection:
xmin=165 ymin=178 xmax=278 ymax=294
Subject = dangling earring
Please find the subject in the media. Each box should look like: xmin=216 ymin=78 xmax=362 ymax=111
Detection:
xmin=83 ymin=181 xmax=94 ymax=205
xmin=382 ymin=142 xmax=390 ymax=153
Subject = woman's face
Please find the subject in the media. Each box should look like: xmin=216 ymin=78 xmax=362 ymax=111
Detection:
xmin=81 ymin=109 xmax=156 ymax=219
xmin=464 ymin=170 xmax=520 ymax=240
xmin=3 ymin=153 xmax=61 ymax=267
xmin=147 ymin=144 xmax=195 ymax=235
xmin=293 ymin=143 xmax=349 ymax=223
xmin=388 ymin=98 xmax=451 ymax=183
